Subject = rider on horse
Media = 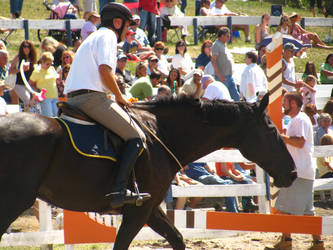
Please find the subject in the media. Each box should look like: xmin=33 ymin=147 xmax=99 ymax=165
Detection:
xmin=64 ymin=3 xmax=150 ymax=208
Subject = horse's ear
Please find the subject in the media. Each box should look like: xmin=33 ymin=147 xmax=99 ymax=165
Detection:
xmin=258 ymin=93 xmax=269 ymax=114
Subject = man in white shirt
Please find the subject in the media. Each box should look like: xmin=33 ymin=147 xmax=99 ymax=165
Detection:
xmin=201 ymin=75 xmax=232 ymax=101
xmin=240 ymin=51 xmax=267 ymax=103
xmin=64 ymin=3 xmax=150 ymax=209
xmin=272 ymin=92 xmax=324 ymax=250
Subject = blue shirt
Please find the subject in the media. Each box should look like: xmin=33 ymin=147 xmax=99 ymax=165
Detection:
xmin=195 ymin=53 xmax=211 ymax=68
xmin=122 ymin=40 xmax=139 ymax=54
xmin=184 ymin=162 xmax=210 ymax=180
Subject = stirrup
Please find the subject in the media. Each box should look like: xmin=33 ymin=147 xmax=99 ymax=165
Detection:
xmin=106 ymin=189 xmax=151 ymax=209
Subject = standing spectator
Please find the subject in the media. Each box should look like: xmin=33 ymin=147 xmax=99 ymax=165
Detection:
xmin=289 ymin=12 xmax=333 ymax=49
xmin=200 ymin=0 xmax=211 ymax=16
xmin=9 ymin=40 xmax=38 ymax=112
xmin=181 ymin=68 xmax=204 ymax=99
xmin=99 ymin=0 xmax=115 ymax=13
xmin=310 ymin=0 xmax=327 ymax=17
xmin=40 ymin=37 xmax=67 ymax=68
xmin=314 ymin=113 xmax=332 ymax=146
xmin=282 ymin=43 xmax=298 ymax=92
xmin=201 ymin=75 xmax=231 ymax=101
xmin=240 ymin=51 xmax=267 ymax=103
xmin=82 ymin=0 xmax=97 ymax=21
xmin=195 ymin=40 xmax=212 ymax=71
xmin=29 ymin=52 xmax=59 ymax=117
xmin=138 ymin=0 xmax=159 ymax=46
xmin=254 ymin=13 xmax=270 ymax=50
xmin=153 ymin=41 xmax=169 ymax=77
xmin=116 ymin=54 xmax=134 ymax=86
xmin=272 ymin=92 xmax=324 ymax=250
xmin=10 ymin=0 xmax=23 ymax=19
xmin=166 ymin=68 xmax=181 ymax=95
xmin=320 ymin=53 xmax=333 ymax=85
xmin=211 ymin=27 xmax=240 ymax=101
xmin=171 ymin=40 xmax=194 ymax=80
xmin=81 ymin=11 xmax=100 ymax=41
xmin=180 ymin=0 xmax=187 ymax=14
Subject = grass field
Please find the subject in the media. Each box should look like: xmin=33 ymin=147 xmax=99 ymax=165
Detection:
xmin=0 ymin=0 xmax=332 ymax=73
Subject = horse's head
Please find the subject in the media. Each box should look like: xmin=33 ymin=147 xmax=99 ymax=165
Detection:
xmin=238 ymin=94 xmax=296 ymax=188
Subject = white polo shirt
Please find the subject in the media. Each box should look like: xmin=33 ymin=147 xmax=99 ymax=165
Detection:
xmin=64 ymin=27 xmax=118 ymax=94
xmin=202 ymin=81 xmax=232 ymax=101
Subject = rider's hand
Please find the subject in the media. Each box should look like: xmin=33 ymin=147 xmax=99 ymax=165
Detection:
xmin=116 ymin=94 xmax=132 ymax=107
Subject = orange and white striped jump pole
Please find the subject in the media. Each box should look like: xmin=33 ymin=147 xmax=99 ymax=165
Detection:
xmin=265 ymin=32 xmax=283 ymax=132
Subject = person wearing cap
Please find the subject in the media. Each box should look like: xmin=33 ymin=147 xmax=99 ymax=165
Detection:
xmin=147 ymin=55 xmax=162 ymax=76
xmin=282 ymin=42 xmax=299 ymax=92
xmin=240 ymin=51 xmax=267 ymax=103
xmin=211 ymin=27 xmax=240 ymax=101
xmin=64 ymin=3 xmax=150 ymax=208
xmin=290 ymin=12 xmax=333 ymax=49
xmin=116 ymin=53 xmax=134 ymax=86
xmin=181 ymin=68 xmax=204 ymax=99
xmin=201 ymin=75 xmax=231 ymax=101
xmin=81 ymin=11 xmax=100 ymax=41
xmin=130 ymin=15 xmax=150 ymax=48
xmin=123 ymin=29 xmax=154 ymax=61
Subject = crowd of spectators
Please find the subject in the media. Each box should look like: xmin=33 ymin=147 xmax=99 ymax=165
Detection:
xmin=1 ymin=0 xmax=333 ymax=219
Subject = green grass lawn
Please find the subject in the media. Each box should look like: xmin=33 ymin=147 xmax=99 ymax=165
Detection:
xmin=0 ymin=0 xmax=331 ymax=73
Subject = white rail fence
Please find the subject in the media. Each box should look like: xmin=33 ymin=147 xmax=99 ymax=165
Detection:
xmin=1 ymin=145 xmax=333 ymax=248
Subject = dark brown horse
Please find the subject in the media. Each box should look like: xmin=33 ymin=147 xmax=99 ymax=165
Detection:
xmin=0 ymin=94 xmax=296 ymax=249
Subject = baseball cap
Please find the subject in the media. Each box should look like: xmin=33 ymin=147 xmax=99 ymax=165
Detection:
xmin=118 ymin=53 xmax=128 ymax=60
xmin=133 ymin=15 xmax=140 ymax=21
xmin=283 ymin=42 xmax=297 ymax=51
xmin=148 ymin=55 xmax=159 ymax=61
xmin=126 ymin=29 xmax=136 ymax=36
xmin=193 ymin=68 xmax=203 ymax=77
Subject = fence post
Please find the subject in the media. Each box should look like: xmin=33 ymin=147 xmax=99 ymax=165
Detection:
xmin=227 ymin=16 xmax=232 ymax=44
xmin=256 ymin=165 xmax=270 ymax=214
xmin=23 ymin=20 xmax=29 ymax=41
xmin=39 ymin=200 xmax=53 ymax=250
xmin=193 ymin=17 xmax=198 ymax=45
xmin=156 ymin=16 xmax=162 ymax=42
xmin=65 ymin=20 xmax=72 ymax=47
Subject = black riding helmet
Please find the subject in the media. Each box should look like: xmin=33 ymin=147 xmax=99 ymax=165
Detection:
xmin=100 ymin=3 xmax=135 ymax=42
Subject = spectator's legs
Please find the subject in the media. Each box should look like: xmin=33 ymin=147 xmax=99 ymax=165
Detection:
xmin=147 ymin=12 xmax=157 ymax=46
xmin=180 ymin=0 xmax=187 ymax=14
xmin=233 ymin=25 xmax=250 ymax=42
xmin=40 ymin=98 xmax=54 ymax=117
xmin=139 ymin=10 xmax=149 ymax=31
xmin=175 ymin=197 xmax=187 ymax=209
xmin=9 ymin=0 xmax=19 ymax=18
xmin=51 ymin=98 xmax=58 ymax=117
xmin=224 ymin=76 xmax=240 ymax=101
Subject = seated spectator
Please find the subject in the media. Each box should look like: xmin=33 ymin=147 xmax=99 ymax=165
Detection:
xmin=304 ymin=103 xmax=319 ymax=128
xmin=122 ymin=30 xmax=154 ymax=61
xmin=277 ymin=14 xmax=291 ymax=35
xmin=322 ymin=100 xmax=333 ymax=123
xmin=257 ymin=44 xmax=266 ymax=66
xmin=116 ymin=54 xmax=134 ymax=86
xmin=181 ymin=69 xmax=204 ymax=99
xmin=157 ymin=85 xmax=171 ymax=98
xmin=129 ymin=63 xmax=153 ymax=101
xmin=81 ymin=11 xmax=100 ymax=41
xmin=0 ymin=50 xmax=9 ymax=83
xmin=147 ymin=55 xmax=163 ymax=77
xmin=160 ymin=0 xmax=188 ymax=44
xmin=317 ymin=134 xmax=333 ymax=178
xmin=51 ymin=0 xmax=78 ymax=19
xmin=116 ymin=75 xmax=126 ymax=95
xmin=183 ymin=162 xmax=239 ymax=212
xmin=166 ymin=68 xmax=182 ymax=95
xmin=171 ymin=40 xmax=194 ymax=80
xmin=0 ymin=81 xmax=8 ymax=116
xmin=209 ymin=0 xmax=250 ymax=43
xmin=219 ymin=162 xmax=258 ymax=212
xmin=320 ymin=53 xmax=333 ymax=85
xmin=150 ymin=71 xmax=162 ymax=88
xmin=72 ymin=39 xmax=82 ymax=53
xmin=40 ymin=37 xmax=67 ymax=68
xmin=57 ymin=63 xmax=70 ymax=98
xmin=130 ymin=15 xmax=151 ymax=48
xmin=0 ymin=40 xmax=6 ymax=51
xmin=195 ymin=40 xmax=212 ymax=71
xmin=299 ymin=75 xmax=317 ymax=107
xmin=201 ymin=75 xmax=231 ymax=101
xmin=240 ymin=51 xmax=267 ymax=103
xmin=254 ymin=13 xmax=270 ymax=50
xmin=302 ymin=61 xmax=319 ymax=82
xmin=289 ymin=12 xmax=333 ymax=49
xmin=153 ymin=42 xmax=169 ymax=77
xmin=29 ymin=52 xmax=60 ymax=117
xmin=314 ymin=113 xmax=332 ymax=145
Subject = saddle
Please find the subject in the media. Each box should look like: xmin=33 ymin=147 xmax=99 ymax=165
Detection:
xmin=57 ymin=102 xmax=124 ymax=158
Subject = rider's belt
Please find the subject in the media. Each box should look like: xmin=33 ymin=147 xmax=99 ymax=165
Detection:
xmin=67 ymin=89 xmax=98 ymax=98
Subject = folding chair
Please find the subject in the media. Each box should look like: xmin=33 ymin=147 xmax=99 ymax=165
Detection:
xmin=161 ymin=15 xmax=181 ymax=42
xmin=270 ymin=5 xmax=282 ymax=30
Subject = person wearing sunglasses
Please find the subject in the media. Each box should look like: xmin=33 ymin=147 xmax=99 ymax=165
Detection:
xmin=195 ymin=40 xmax=212 ymax=71
xmin=153 ymin=41 xmax=169 ymax=77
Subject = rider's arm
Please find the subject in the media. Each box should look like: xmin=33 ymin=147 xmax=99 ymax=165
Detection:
xmin=98 ymin=64 xmax=130 ymax=106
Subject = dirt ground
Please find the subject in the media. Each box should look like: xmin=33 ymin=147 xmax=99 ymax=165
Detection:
xmin=4 ymin=197 xmax=333 ymax=250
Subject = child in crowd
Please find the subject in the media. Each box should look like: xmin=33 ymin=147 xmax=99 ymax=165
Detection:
xmin=299 ymin=74 xmax=317 ymax=107
xmin=122 ymin=30 xmax=153 ymax=61
xmin=29 ymin=52 xmax=59 ymax=117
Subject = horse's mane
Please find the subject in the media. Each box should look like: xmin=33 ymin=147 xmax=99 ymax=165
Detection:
xmin=133 ymin=95 xmax=255 ymax=126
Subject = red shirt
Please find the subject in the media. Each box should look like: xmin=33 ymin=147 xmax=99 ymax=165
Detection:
xmin=139 ymin=0 xmax=159 ymax=15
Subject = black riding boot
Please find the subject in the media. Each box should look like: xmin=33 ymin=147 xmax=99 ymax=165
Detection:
xmin=107 ymin=138 xmax=151 ymax=208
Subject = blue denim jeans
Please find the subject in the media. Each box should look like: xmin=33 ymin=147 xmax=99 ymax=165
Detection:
xmin=98 ymin=0 xmax=115 ymax=12
xmin=215 ymin=75 xmax=240 ymax=101
xmin=180 ymin=0 xmax=187 ymax=13
xmin=10 ymin=0 xmax=23 ymax=15
xmin=197 ymin=175 xmax=238 ymax=213
xmin=40 ymin=98 xmax=58 ymax=117
xmin=139 ymin=10 xmax=156 ymax=46
xmin=226 ymin=176 xmax=254 ymax=209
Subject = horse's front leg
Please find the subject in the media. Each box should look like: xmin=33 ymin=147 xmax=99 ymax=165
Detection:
xmin=113 ymin=204 xmax=153 ymax=250
xmin=147 ymin=206 xmax=186 ymax=250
